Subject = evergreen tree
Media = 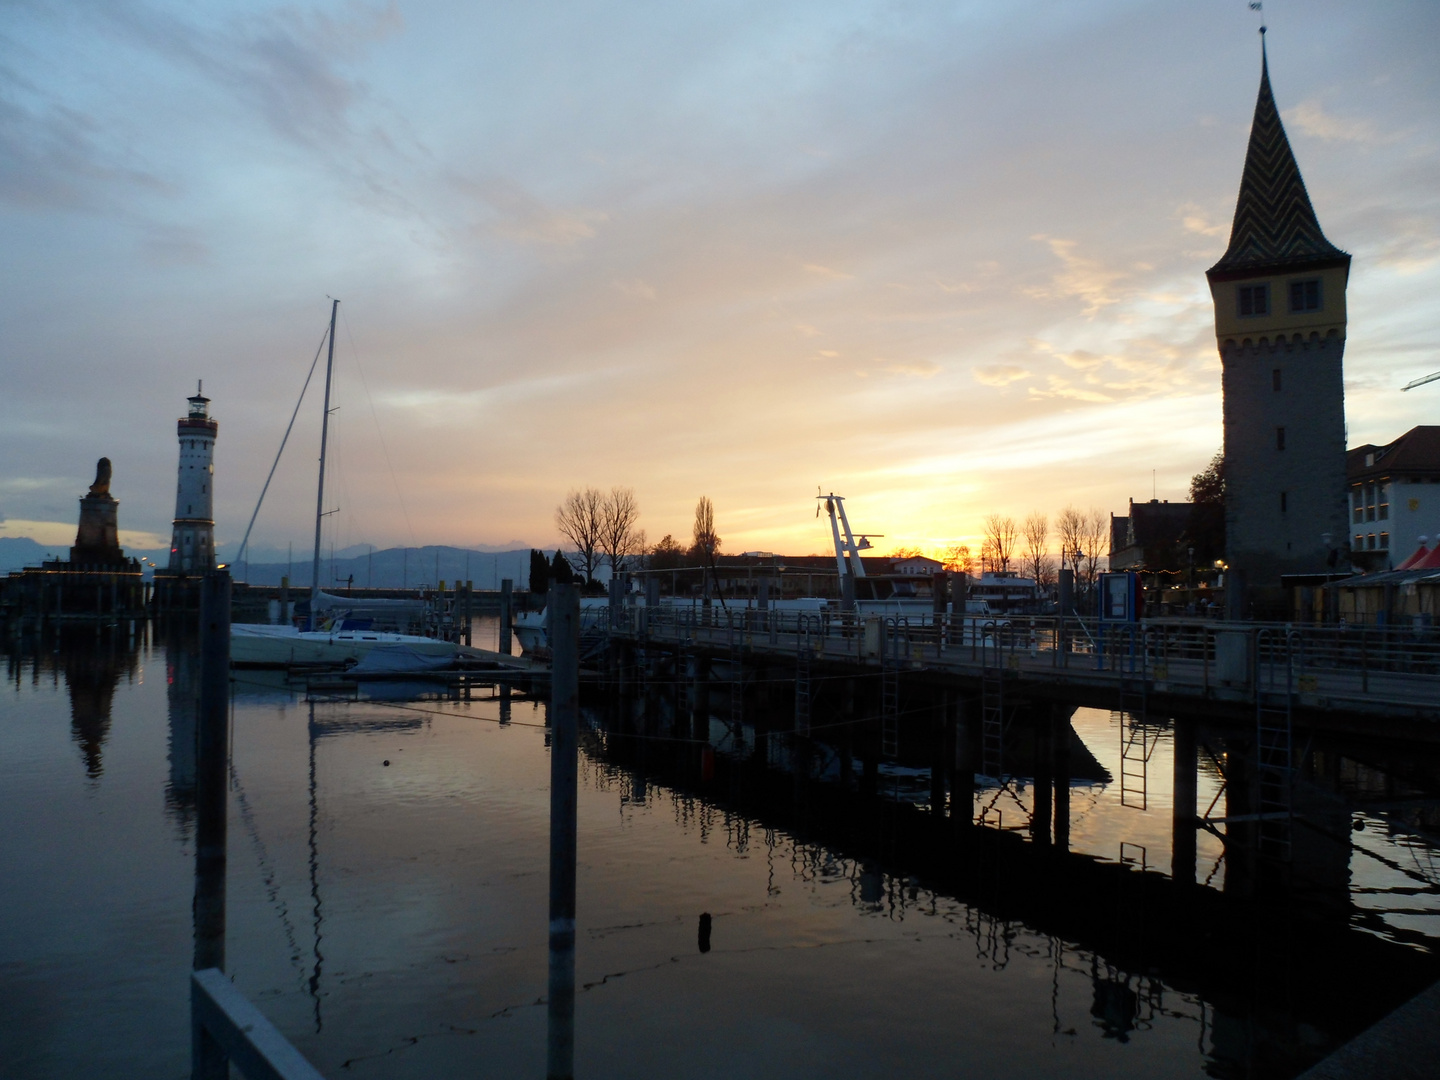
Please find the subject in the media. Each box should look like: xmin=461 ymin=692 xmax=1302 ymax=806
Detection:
xmin=550 ymin=550 xmax=576 ymax=585
xmin=528 ymin=549 xmax=550 ymax=595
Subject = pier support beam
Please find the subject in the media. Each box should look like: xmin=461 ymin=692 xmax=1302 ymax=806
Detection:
xmin=953 ymin=696 xmax=975 ymax=831
xmin=1172 ymin=716 xmax=1198 ymax=886
xmin=1032 ymin=707 xmax=1053 ymax=847
xmin=1052 ymin=704 xmax=1072 ymax=853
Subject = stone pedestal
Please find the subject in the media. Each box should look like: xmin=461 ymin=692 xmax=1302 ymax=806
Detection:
xmin=71 ymin=493 xmax=122 ymax=564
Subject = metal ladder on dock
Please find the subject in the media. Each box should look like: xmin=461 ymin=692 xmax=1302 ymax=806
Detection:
xmin=795 ymin=619 xmax=813 ymax=736
xmin=729 ymin=619 xmax=745 ymax=734
xmin=1117 ymin=627 xmax=1155 ymax=810
xmin=980 ymin=630 xmax=1004 ymax=780
xmin=1256 ymin=629 xmax=1295 ymax=862
xmin=881 ymin=619 xmax=900 ymax=759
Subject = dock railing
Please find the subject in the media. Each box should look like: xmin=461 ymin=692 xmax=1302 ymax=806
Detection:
xmin=607 ymin=603 xmax=1440 ymax=709
xmin=192 ymin=968 xmax=325 ymax=1080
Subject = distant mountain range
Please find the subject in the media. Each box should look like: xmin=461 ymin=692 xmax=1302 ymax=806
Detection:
xmin=0 ymin=537 xmax=54 ymax=573
xmin=233 ymin=545 xmax=547 ymax=590
xmin=1 ymin=537 xmax=567 ymax=591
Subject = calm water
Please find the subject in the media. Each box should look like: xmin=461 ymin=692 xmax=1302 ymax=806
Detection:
xmin=3 ymin=621 xmax=1439 ymax=1078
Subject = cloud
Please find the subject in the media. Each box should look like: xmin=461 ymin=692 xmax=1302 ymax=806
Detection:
xmin=873 ymin=357 xmax=940 ymax=378
xmin=1285 ymin=102 xmax=1396 ymax=145
xmin=613 ymin=278 xmax=657 ymax=300
xmin=0 ymin=90 xmax=168 ymax=210
xmin=971 ymin=364 xmax=1031 ymax=387
xmin=1025 ymin=236 xmax=1130 ymax=316
xmin=454 ymin=175 xmax=608 ymax=246
xmin=803 ymin=263 xmax=853 ymax=280
xmin=1176 ymin=201 xmax=1228 ymax=238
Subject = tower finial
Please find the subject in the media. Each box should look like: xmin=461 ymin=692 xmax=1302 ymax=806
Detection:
xmin=1249 ymin=2 xmax=1266 ymax=46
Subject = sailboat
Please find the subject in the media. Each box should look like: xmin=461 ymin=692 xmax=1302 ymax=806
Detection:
xmin=230 ymin=300 xmax=458 ymax=671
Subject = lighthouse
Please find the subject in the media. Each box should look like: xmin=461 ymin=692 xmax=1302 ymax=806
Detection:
xmin=168 ymin=383 xmax=218 ymax=573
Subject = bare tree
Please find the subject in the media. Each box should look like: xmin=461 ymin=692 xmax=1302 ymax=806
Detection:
xmin=600 ymin=486 xmax=645 ymax=574
xmin=1081 ymin=508 xmax=1107 ymax=589
xmin=1056 ymin=506 xmax=1086 ymax=574
xmin=554 ymin=487 xmax=605 ymax=584
xmin=690 ymin=495 xmax=720 ymax=561
xmin=979 ymin=536 xmax=998 ymax=574
xmin=1023 ymin=511 xmax=1052 ymax=588
xmin=982 ymin=514 xmax=1018 ymax=573
xmin=887 ymin=545 xmax=925 ymax=560
xmin=943 ymin=542 xmax=972 ymax=574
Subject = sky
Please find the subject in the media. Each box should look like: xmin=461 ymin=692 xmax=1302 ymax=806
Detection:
xmin=2 ymin=0 xmax=1437 ymax=563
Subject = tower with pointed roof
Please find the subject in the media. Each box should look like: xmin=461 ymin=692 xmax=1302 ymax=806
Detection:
xmin=1206 ymin=36 xmax=1350 ymax=595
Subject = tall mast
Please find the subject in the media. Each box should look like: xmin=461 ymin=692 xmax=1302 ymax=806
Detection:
xmin=310 ymin=299 xmax=338 ymax=630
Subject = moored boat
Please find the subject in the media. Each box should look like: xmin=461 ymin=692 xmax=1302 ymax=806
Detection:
xmin=231 ymin=623 xmax=456 ymax=668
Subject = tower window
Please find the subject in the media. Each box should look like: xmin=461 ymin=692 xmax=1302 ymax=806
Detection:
xmin=1276 ymin=427 xmax=1286 ymax=451
xmin=1289 ymin=279 xmax=1322 ymax=312
xmin=1238 ymin=284 xmax=1269 ymax=317
xmin=1280 ymin=491 xmax=1288 ymax=513
xmin=1380 ymin=532 xmax=1390 ymax=550
xmin=1273 ymin=368 xmax=1282 ymax=391
xmin=1378 ymin=482 xmax=1389 ymax=520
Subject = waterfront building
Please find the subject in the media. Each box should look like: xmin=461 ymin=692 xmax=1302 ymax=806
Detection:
xmin=1108 ymin=499 xmax=1193 ymax=573
xmin=1206 ymin=41 xmax=1350 ymax=601
xmin=1345 ymin=426 xmax=1440 ymax=571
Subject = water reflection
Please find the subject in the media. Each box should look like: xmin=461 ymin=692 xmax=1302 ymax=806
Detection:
xmin=8 ymin=623 xmax=1440 ymax=1079
xmin=4 ymin=622 xmax=148 ymax=782
xmin=164 ymin=623 xmax=199 ymax=826
xmin=579 ymin=683 xmax=1440 ymax=1076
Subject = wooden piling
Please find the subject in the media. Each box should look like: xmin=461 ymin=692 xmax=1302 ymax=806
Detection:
xmin=1172 ymin=716 xmax=1197 ymax=885
xmin=499 ymin=579 xmax=513 ymax=656
xmin=193 ymin=570 xmax=230 ymax=1080
xmin=547 ymin=584 xmax=579 ymax=1080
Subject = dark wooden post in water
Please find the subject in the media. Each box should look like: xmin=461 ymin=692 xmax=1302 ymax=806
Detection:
xmin=1172 ymin=716 xmax=1198 ymax=885
xmin=193 ymin=570 xmax=230 ymax=1080
xmin=1057 ymin=569 xmax=1074 ymax=660
xmin=952 ymin=696 xmax=975 ymax=832
xmin=1052 ymin=704 xmax=1072 ymax=853
xmin=499 ymin=579 xmax=513 ymax=656
xmin=1032 ymin=707 xmax=1052 ymax=847
xmin=547 ymin=584 xmax=579 ymax=1080
xmin=464 ymin=580 xmax=473 ymax=646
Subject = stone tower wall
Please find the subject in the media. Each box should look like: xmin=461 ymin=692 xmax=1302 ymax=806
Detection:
xmin=1221 ymin=330 xmax=1349 ymax=582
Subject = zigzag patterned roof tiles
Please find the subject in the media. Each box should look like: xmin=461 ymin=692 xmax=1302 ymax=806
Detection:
xmin=1207 ymin=48 xmax=1349 ymax=281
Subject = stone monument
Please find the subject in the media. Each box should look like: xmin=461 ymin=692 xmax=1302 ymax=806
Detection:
xmin=70 ymin=457 xmax=125 ymax=564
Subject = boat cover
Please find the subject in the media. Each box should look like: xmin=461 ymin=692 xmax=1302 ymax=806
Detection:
xmin=349 ymin=644 xmax=455 ymax=675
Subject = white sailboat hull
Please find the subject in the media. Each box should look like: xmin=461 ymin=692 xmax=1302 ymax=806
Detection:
xmin=231 ymin=624 xmax=457 ymax=668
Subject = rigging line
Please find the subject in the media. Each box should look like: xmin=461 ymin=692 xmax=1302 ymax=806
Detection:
xmin=235 ymin=324 xmax=331 ymax=567
xmin=339 ymin=307 xmax=417 ymax=549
